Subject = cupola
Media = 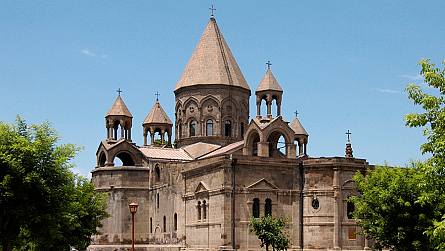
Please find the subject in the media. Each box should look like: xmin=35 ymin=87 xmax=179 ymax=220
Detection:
xmin=105 ymin=90 xmax=133 ymax=141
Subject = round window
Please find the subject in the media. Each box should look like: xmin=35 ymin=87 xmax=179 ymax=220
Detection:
xmin=312 ymin=198 xmax=320 ymax=209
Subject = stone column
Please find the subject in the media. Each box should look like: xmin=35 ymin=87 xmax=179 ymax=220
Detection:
xmin=276 ymin=97 xmax=282 ymax=116
xmin=143 ymin=131 xmax=148 ymax=146
xmin=150 ymin=128 xmax=155 ymax=145
xmin=257 ymin=142 xmax=269 ymax=157
xmin=298 ymin=139 xmax=304 ymax=156
xmin=128 ymin=128 xmax=131 ymax=141
xmin=286 ymin=143 xmax=296 ymax=159
xmin=161 ymin=129 xmax=165 ymax=144
xmin=256 ymin=100 xmax=261 ymax=117
xmin=120 ymin=121 xmax=125 ymax=139
xmin=333 ymin=168 xmax=341 ymax=250
xmin=267 ymin=101 xmax=272 ymax=118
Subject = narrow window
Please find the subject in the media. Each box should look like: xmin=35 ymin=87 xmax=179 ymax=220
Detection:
xmin=163 ymin=215 xmax=166 ymax=232
xmin=178 ymin=123 xmax=182 ymax=139
xmin=206 ymin=119 xmax=213 ymax=136
xmin=347 ymin=201 xmax=355 ymax=219
xmin=224 ymin=120 xmax=232 ymax=137
xmin=190 ymin=120 xmax=197 ymax=136
xmin=252 ymin=198 xmax=260 ymax=218
xmin=155 ymin=164 xmax=160 ymax=182
xmin=150 ymin=217 xmax=153 ymax=233
xmin=265 ymin=198 xmax=272 ymax=216
xmin=240 ymin=122 xmax=244 ymax=137
xmin=197 ymin=201 xmax=201 ymax=220
xmin=174 ymin=213 xmax=178 ymax=231
xmin=157 ymin=193 xmax=160 ymax=209
xmin=312 ymin=197 xmax=319 ymax=210
xmin=203 ymin=200 xmax=207 ymax=220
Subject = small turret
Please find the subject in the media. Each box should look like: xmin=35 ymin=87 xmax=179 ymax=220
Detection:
xmin=105 ymin=89 xmax=133 ymax=141
xmin=143 ymin=97 xmax=173 ymax=146
xmin=256 ymin=62 xmax=283 ymax=118
xmin=345 ymin=130 xmax=353 ymax=158
xmin=290 ymin=111 xmax=308 ymax=156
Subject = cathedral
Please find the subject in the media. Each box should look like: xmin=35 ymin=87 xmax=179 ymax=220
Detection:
xmin=88 ymin=15 xmax=372 ymax=251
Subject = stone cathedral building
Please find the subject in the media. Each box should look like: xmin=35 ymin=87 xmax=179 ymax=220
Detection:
xmin=88 ymin=16 xmax=373 ymax=251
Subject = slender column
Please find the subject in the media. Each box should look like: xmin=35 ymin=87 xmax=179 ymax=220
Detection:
xmin=267 ymin=101 xmax=272 ymax=117
xmin=304 ymin=143 xmax=308 ymax=155
xmin=333 ymin=168 xmax=341 ymax=250
xmin=168 ymin=132 xmax=172 ymax=146
xmin=143 ymin=128 xmax=148 ymax=145
xmin=120 ymin=122 xmax=125 ymax=139
xmin=298 ymin=139 xmax=304 ymax=156
xmin=277 ymin=98 xmax=281 ymax=116
xmin=150 ymin=129 xmax=155 ymax=145
xmin=128 ymin=128 xmax=132 ymax=141
xmin=161 ymin=129 xmax=165 ymax=144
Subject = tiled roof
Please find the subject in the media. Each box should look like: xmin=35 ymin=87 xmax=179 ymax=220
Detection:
xmin=139 ymin=146 xmax=192 ymax=161
xmin=290 ymin=117 xmax=308 ymax=136
xmin=256 ymin=69 xmax=283 ymax=92
xmin=199 ymin=140 xmax=244 ymax=159
xmin=143 ymin=101 xmax=173 ymax=125
xmin=182 ymin=142 xmax=221 ymax=159
xmin=106 ymin=95 xmax=133 ymax=117
xmin=175 ymin=18 xmax=250 ymax=92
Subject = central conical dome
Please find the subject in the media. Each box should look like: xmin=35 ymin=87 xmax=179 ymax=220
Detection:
xmin=175 ymin=17 xmax=250 ymax=92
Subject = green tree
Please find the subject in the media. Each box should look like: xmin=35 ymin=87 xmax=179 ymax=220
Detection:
xmin=405 ymin=59 xmax=445 ymax=250
xmin=351 ymin=59 xmax=445 ymax=250
xmin=249 ymin=215 xmax=290 ymax=251
xmin=0 ymin=117 xmax=108 ymax=251
xmin=351 ymin=166 xmax=437 ymax=250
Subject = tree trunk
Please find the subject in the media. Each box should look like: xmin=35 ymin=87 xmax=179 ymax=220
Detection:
xmin=266 ymin=244 xmax=269 ymax=251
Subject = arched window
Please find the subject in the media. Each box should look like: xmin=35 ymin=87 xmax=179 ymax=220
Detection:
xmin=157 ymin=193 xmax=160 ymax=209
xmin=114 ymin=152 xmax=135 ymax=166
xmin=150 ymin=217 xmax=153 ymax=233
xmin=206 ymin=119 xmax=213 ymax=136
xmin=154 ymin=164 xmax=160 ymax=182
xmin=163 ymin=215 xmax=166 ymax=232
xmin=347 ymin=200 xmax=355 ymax=219
xmin=202 ymin=200 xmax=207 ymax=220
xmin=178 ymin=123 xmax=182 ymax=139
xmin=224 ymin=120 xmax=232 ymax=137
xmin=197 ymin=201 xmax=202 ymax=220
xmin=190 ymin=120 xmax=197 ymax=137
xmin=252 ymin=198 xmax=260 ymax=218
xmin=265 ymin=198 xmax=272 ymax=216
xmin=174 ymin=213 xmax=178 ymax=231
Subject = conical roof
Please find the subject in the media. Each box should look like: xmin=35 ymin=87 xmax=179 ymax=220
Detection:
xmin=290 ymin=117 xmax=308 ymax=136
xmin=175 ymin=18 xmax=250 ymax=92
xmin=256 ymin=69 xmax=283 ymax=93
xmin=106 ymin=95 xmax=133 ymax=118
xmin=143 ymin=100 xmax=173 ymax=125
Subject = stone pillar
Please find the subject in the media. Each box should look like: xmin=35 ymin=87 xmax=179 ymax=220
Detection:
xmin=298 ymin=139 xmax=304 ymax=156
xmin=304 ymin=142 xmax=307 ymax=156
xmin=267 ymin=101 xmax=272 ymax=118
xmin=168 ymin=131 xmax=172 ymax=146
xmin=257 ymin=142 xmax=269 ymax=157
xmin=143 ymin=131 xmax=148 ymax=146
xmin=120 ymin=121 xmax=125 ymax=139
xmin=276 ymin=98 xmax=281 ymax=116
xmin=150 ymin=128 xmax=155 ymax=145
xmin=256 ymin=100 xmax=261 ymax=117
xmin=286 ymin=143 xmax=296 ymax=159
xmin=333 ymin=168 xmax=341 ymax=250
xmin=161 ymin=129 xmax=165 ymax=144
xmin=128 ymin=128 xmax=131 ymax=141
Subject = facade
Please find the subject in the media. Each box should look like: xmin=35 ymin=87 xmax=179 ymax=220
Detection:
xmin=88 ymin=17 xmax=372 ymax=251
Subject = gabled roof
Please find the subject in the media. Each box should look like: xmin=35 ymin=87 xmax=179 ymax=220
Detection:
xmin=290 ymin=117 xmax=308 ymax=136
xmin=143 ymin=101 xmax=173 ymax=125
xmin=256 ymin=69 xmax=283 ymax=93
xmin=139 ymin=146 xmax=192 ymax=161
xmin=106 ymin=95 xmax=133 ymax=118
xmin=175 ymin=18 xmax=250 ymax=92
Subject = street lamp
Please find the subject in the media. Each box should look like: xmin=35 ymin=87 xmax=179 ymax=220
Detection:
xmin=129 ymin=202 xmax=139 ymax=251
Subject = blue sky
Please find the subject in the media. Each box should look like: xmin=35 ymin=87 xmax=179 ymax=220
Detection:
xmin=1 ymin=1 xmax=444 ymax=177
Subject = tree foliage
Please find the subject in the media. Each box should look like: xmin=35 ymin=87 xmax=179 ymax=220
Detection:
xmin=351 ymin=59 xmax=445 ymax=250
xmin=249 ymin=216 xmax=290 ymax=251
xmin=0 ymin=117 xmax=108 ymax=251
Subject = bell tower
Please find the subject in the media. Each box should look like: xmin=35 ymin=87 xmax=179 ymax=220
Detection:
xmin=255 ymin=63 xmax=283 ymax=118
xmin=105 ymin=89 xmax=133 ymax=142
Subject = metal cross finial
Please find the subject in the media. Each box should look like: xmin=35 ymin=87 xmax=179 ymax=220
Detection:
xmin=116 ymin=88 xmax=122 ymax=96
xmin=209 ymin=4 xmax=216 ymax=17
xmin=155 ymin=91 xmax=160 ymax=101
xmin=294 ymin=110 xmax=299 ymax=117
xmin=346 ymin=129 xmax=352 ymax=142
xmin=266 ymin=60 xmax=272 ymax=70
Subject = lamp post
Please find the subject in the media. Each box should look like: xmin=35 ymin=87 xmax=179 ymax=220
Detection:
xmin=129 ymin=202 xmax=139 ymax=251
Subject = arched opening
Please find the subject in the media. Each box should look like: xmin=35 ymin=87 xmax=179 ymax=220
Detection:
xmin=174 ymin=213 xmax=178 ymax=231
xmin=347 ymin=200 xmax=355 ymax=219
xmin=252 ymin=198 xmax=260 ymax=218
xmin=247 ymin=131 xmax=260 ymax=156
xmin=197 ymin=201 xmax=201 ymax=220
xmin=157 ymin=193 xmax=160 ymax=209
xmin=150 ymin=217 xmax=153 ymax=233
xmin=112 ymin=121 xmax=120 ymax=140
xmin=267 ymin=131 xmax=288 ymax=158
xmin=260 ymin=98 xmax=267 ymax=117
xmin=163 ymin=215 xmax=166 ymax=232
xmin=202 ymin=200 xmax=207 ymax=220
xmin=114 ymin=152 xmax=135 ymax=166
xmin=189 ymin=120 xmax=197 ymax=137
xmin=271 ymin=98 xmax=278 ymax=117
xmin=98 ymin=152 xmax=106 ymax=167
xmin=206 ymin=119 xmax=214 ymax=136
xmin=265 ymin=198 xmax=272 ymax=216
xmin=154 ymin=164 xmax=160 ymax=182
xmin=224 ymin=120 xmax=232 ymax=137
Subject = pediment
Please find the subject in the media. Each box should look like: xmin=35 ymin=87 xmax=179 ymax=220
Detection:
xmin=246 ymin=178 xmax=278 ymax=190
xmin=195 ymin=181 xmax=209 ymax=194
